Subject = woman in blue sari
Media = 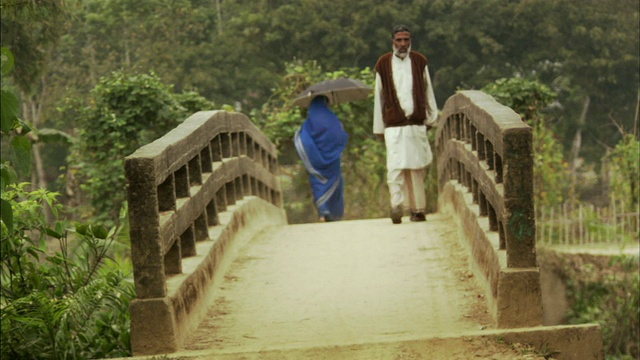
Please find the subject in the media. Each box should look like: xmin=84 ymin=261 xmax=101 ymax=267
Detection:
xmin=294 ymin=96 xmax=349 ymax=222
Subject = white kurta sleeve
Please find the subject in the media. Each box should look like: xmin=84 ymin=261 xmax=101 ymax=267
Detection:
xmin=424 ymin=65 xmax=438 ymax=127
xmin=373 ymin=72 xmax=385 ymax=134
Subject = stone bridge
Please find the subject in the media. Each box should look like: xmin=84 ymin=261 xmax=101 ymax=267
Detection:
xmin=124 ymin=91 xmax=603 ymax=359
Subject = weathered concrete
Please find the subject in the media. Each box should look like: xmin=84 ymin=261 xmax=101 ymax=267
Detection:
xmin=125 ymin=111 xmax=285 ymax=355
xmin=181 ymin=215 xmax=491 ymax=354
xmin=114 ymin=215 xmax=602 ymax=360
xmin=129 ymin=197 xmax=287 ymax=355
xmin=114 ymin=324 xmax=603 ymax=360
xmin=497 ymin=324 xmax=604 ymax=359
xmin=436 ymin=90 xmax=537 ymax=268
xmin=436 ymin=91 xmax=543 ymax=328
xmin=439 ymin=180 xmax=544 ymax=328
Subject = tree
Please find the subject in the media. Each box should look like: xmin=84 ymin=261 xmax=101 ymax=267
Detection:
xmin=1 ymin=47 xmax=135 ymax=360
xmin=1 ymin=0 xmax=71 ymax=193
xmin=421 ymin=0 xmax=639 ymax=164
xmin=65 ymin=70 xmax=215 ymax=223
xmin=606 ymin=134 xmax=639 ymax=212
xmin=0 ymin=0 xmax=68 ymax=93
xmin=482 ymin=77 xmax=570 ymax=207
xmin=48 ymin=0 xmax=224 ymax=105
xmin=1 ymin=47 xmax=28 ymax=234
xmin=5 ymin=0 xmax=638 ymax=223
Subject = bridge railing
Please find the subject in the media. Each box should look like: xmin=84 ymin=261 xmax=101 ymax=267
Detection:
xmin=436 ymin=90 xmax=536 ymax=267
xmin=436 ymin=90 xmax=542 ymax=328
xmin=125 ymin=110 xmax=286 ymax=355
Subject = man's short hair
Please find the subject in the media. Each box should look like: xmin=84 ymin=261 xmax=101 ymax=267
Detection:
xmin=392 ymin=25 xmax=411 ymax=37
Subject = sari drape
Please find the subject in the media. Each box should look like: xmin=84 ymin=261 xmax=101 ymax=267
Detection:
xmin=294 ymin=97 xmax=348 ymax=221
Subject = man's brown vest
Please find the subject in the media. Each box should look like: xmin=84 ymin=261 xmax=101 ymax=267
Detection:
xmin=374 ymin=51 xmax=430 ymax=128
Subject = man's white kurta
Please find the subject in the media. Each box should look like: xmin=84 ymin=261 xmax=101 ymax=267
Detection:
xmin=373 ymin=53 xmax=438 ymax=171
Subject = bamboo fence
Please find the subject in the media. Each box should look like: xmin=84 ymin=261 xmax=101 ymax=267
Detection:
xmin=536 ymin=198 xmax=640 ymax=246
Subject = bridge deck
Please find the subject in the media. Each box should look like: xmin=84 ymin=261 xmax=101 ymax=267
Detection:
xmin=181 ymin=213 xmax=495 ymax=356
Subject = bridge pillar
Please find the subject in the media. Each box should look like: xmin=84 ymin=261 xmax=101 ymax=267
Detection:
xmin=130 ymin=297 xmax=178 ymax=354
xmin=497 ymin=268 xmax=543 ymax=328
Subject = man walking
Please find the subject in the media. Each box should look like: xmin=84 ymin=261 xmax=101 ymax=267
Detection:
xmin=373 ymin=24 xmax=438 ymax=224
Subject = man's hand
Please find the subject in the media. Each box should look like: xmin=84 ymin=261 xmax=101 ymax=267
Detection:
xmin=376 ymin=134 xmax=385 ymax=142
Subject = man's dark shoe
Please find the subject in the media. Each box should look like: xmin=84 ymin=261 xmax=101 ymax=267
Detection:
xmin=410 ymin=212 xmax=426 ymax=222
xmin=390 ymin=207 xmax=403 ymax=224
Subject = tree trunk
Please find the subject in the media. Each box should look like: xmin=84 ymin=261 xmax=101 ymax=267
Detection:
xmin=124 ymin=37 xmax=131 ymax=69
xmin=87 ymin=34 xmax=98 ymax=86
xmin=22 ymin=81 xmax=55 ymax=223
xmin=634 ymin=87 xmax=639 ymax=139
xmin=569 ymin=95 xmax=590 ymax=203
xmin=215 ymin=0 xmax=223 ymax=35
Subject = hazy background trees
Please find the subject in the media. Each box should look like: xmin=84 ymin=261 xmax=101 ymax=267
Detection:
xmin=2 ymin=0 xmax=637 ymax=213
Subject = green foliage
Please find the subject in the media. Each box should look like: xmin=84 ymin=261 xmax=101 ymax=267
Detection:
xmin=0 ymin=0 xmax=68 ymax=94
xmin=530 ymin=120 xmax=571 ymax=207
xmin=424 ymin=0 xmax=638 ymax=164
xmin=561 ymin=254 xmax=639 ymax=359
xmin=4 ymin=0 xmax=635 ymax=221
xmin=0 ymin=47 xmax=18 ymax=156
xmin=1 ymin=46 xmax=134 ymax=359
xmin=1 ymin=47 xmax=29 ymax=235
xmin=481 ymin=77 xmax=558 ymax=121
xmin=606 ymin=134 xmax=639 ymax=212
xmin=174 ymin=89 xmax=218 ymax=115
xmin=1 ymin=47 xmax=29 ymax=162
xmin=1 ymin=183 xmax=135 ymax=359
xmin=482 ymin=77 xmax=570 ymax=207
xmin=66 ymin=70 xmax=214 ymax=222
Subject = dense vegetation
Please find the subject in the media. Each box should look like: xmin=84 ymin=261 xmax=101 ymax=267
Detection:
xmin=539 ymin=249 xmax=639 ymax=360
xmin=2 ymin=47 xmax=134 ymax=359
xmin=1 ymin=0 xmax=638 ymax=358
xmin=2 ymin=0 xmax=638 ymax=212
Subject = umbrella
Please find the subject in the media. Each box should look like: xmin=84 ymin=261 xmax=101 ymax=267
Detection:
xmin=292 ymin=78 xmax=372 ymax=108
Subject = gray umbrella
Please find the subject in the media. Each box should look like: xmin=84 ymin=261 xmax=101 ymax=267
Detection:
xmin=292 ymin=78 xmax=372 ymax=108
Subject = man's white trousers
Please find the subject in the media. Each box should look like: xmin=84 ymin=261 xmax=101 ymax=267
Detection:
xmin=387 ymin=167 xmax=426 ymax=212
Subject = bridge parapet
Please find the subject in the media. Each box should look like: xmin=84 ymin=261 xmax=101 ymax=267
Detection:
xmin=437 ymin=90 xmax=536 ymax=267
xmin=436 ymin=90 xmax=542 ymax=328
xmin=125 ymin=110 xmax=286 ymax=355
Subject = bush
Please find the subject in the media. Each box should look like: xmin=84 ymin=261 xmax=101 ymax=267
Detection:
xmin=66 ymin=71 xmax=215 ymax=224
xmin=1 ymin=183 xmax=135 ymax=359
xmin=2 ymin=47 xmax=135 ymax=359
xmin=561 ymin=254 xmax=639 ymax=359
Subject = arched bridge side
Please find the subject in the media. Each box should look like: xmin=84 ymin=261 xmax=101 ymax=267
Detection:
xmin=436 ymin=90 xmax=543 ymax=328
xmin=125 ymin=111 xmax=287 ymax=356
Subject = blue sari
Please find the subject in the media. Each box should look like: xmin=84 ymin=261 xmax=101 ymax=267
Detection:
xmin=294 ymin=97 xmax=349 ymax=221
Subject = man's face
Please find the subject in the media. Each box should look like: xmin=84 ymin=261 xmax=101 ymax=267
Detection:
xmin=393 ymin=31 xmax=411 ymax=57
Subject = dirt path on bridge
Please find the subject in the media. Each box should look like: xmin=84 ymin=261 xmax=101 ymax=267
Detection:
xmin=180 ymin=214 xmax=550 ymax=359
